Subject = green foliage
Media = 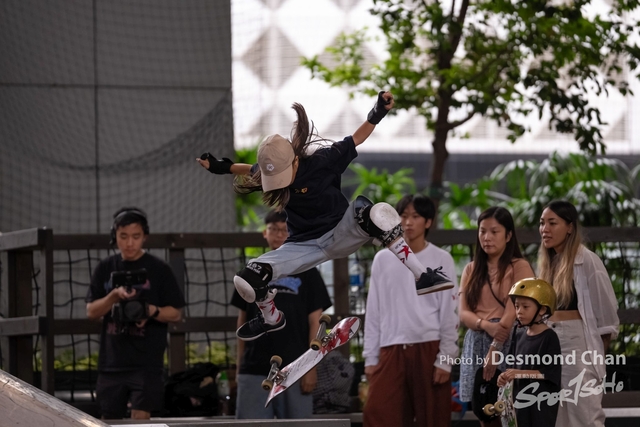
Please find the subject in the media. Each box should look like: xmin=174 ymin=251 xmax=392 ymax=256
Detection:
xmin=185 ymin=342 xmax=234 ymax=367
xmin=305 ymin=0 xmax=640 ymax=152
xmin=234 ymin=144 xmax=267 ymax=231
xmin=34 ymin=349 xmax=99 ymax=372
xmin=35 ymin=342 xmax=235 ymax=372
xmin=350 ymin=340 xmax=365 ymax=363
xmin=441 ymin=152 xmax=640 ymax=228
xmin=345 ymin=163 xmax=417 ymax=205
xmin=303 ymin=0 xmax=640 ymax=192
xmin=302 ymin=29 xmax=371 ymax=91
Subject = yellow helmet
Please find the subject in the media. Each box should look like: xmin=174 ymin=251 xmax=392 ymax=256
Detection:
xmin=509 ymin=277 xmax=557 ymax=316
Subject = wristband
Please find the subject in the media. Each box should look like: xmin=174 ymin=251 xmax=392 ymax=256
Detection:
xmin=366 ymin=91 xmax=391 ymax=125
xmin=200 ymin=153 xmax=234 ymax=174
xmin=151 ymin=306 xmax=160 ymax=319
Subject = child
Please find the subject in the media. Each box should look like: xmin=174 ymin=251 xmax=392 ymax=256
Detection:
xmin=497 ymin=278 xmax=561 ymax=427
xmin=197 ymin=91 xmax=452 ymax=340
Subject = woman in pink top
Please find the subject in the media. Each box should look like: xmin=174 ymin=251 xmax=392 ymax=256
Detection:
xmin=458 ymin=207 xmax=534 ymax=427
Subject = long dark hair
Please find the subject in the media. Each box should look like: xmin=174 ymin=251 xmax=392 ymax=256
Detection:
xmin=233 ymin=103 xmax=324 ymax=211
xmin=466 ymin=206 xmax=524 ymax=311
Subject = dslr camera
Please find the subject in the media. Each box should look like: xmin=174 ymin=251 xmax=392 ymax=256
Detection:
xmin=110 ymin=269 xmax=148 ymax=330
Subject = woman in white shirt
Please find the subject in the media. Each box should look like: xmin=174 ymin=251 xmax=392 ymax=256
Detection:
xmin=538 ymin=200 xmax=619 ymax=427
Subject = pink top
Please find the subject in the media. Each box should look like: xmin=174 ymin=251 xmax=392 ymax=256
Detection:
xmin=460 ymin=258 xmax=534 ymax=321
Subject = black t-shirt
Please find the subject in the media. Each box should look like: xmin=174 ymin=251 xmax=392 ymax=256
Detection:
xmin=557 ymin=280 xmax=579 ymax=310
xmin=86 ymin=253 xmax=186 ymax=372
xmin=512 ymin=328 xmax=562 ymax=427
xmin=231 ymin=267 xmax=332 ymax=375
xmin=273 ymin=136 xmax=357 ymax=242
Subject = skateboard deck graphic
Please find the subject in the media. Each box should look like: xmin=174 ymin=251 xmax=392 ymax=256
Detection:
xmin=263 ymin=316 xmax=360 ymax=407
xmin=483 ymin=380 xmax=517 ymax=427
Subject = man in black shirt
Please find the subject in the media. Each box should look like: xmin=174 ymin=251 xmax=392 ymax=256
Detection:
xmin=86 ymin=207 xmax=185 ymax=420
xmin=232 ymin=210 xmax=332 ymax=418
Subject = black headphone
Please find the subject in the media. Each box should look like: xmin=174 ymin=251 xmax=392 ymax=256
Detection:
xmin=109 ymin=208 xmax=150 ymax=245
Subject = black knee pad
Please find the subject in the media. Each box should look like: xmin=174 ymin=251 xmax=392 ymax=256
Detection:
xmin=354 ymin=195 xmax=376 ymax=234
xmin=238 ymin=262 xmax=273 ymax=301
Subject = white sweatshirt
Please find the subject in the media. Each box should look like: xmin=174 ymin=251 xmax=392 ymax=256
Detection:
xmin=363 ymin=243 xmax=459 ymax=372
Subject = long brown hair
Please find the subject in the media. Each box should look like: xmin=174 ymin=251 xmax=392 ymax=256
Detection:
xmin=233 ymin=103 xmax=322 ymax=211
xmin=466 ymin=207 xmax=525 ymax=311
xmin=537 ymin=200 xmax=582 ymax=309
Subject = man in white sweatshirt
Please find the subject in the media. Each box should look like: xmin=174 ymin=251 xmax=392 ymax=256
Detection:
xmin=363 ymin=194 xmax=459 ymax=427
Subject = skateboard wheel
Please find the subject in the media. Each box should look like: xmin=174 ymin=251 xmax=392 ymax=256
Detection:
xmin=319 ymin=314 xmax=331 ymax=325
xmin=270 ymin=355 xmax=282 ymax=367
xmin=494 ymin=401 xmax=506 ymax=413
xmin=261 ymin=378 xmax=274 ymax=391
xmin=310 ymin=338 xmax=322 ymax=351
xmin=483 ymin=404 xmax=495 ymax=416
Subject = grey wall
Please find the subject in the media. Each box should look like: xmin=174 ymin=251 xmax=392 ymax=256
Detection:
xmin=0 ymin=0 xmax=235 ymax=233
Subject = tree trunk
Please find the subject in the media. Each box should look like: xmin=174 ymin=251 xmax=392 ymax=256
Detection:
xmin=428 ymin=94 xmax=451 ymax=226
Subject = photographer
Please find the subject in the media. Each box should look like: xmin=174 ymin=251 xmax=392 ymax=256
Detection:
xmin=86 ymin=207 xmax=185 ymax=420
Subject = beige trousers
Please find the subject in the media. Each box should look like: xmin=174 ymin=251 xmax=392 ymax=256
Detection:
xmin=550 ymin=319 xmax=605 ymax=427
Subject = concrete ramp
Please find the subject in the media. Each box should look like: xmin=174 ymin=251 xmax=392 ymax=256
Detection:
xmin=0 ymin=369 xmax=109 ymax=427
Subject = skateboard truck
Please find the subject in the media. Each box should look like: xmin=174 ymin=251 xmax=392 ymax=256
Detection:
xmin=263 ymin=316 xmax=361 ymax=407
xmin=310 ymin=314 xmax=331 ymax=351
xmin=262 ymin=355 xmax=284 ymax=391
xmin=261 ymin=314 xmax=332 ymax=391
xmin=483 ymin=400 xmax=506 ymax=416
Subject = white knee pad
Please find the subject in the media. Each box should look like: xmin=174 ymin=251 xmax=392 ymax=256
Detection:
xmin=370 ymin=203 xmax=401 ymax=231
xmin=370 ymin=203 xmax=404 ymax=247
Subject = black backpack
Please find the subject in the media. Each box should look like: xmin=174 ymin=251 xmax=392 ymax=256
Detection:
xmin=472 ymin=366 xmax=502 ymax=422
xmin=164 ymin=362 xmax=220 ymax=416
xmin=472 ymin=327 xmax=520 ymax=422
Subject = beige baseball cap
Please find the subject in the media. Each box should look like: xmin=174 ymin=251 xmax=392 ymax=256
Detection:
xmin=257 ymin=134 xmax=295 ymax=191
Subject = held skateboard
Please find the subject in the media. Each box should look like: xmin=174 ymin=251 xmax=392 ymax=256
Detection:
xmin=262 ymin=315 xmax=360 ymax=407
xmin=483 ymin=380 xmax=517 ymax=427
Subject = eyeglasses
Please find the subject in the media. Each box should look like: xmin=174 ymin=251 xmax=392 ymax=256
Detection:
xmin=266 ymin=226 xmax=288 ymax=235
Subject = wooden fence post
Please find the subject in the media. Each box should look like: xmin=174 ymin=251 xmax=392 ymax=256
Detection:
xmin=168 ymin=247 xmax=186 ymax=375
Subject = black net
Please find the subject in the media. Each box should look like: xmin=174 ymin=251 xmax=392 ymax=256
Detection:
xmin=1 ymin=233 xmax=639 ymax=404
xmin=1 ymin=246 xmax=245 ymax=403
xmin=0 ymin=0 xmax=235 ymax=234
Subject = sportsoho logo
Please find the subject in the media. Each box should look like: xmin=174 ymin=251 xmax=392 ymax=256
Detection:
xmin=514 ymin=369 xmax=624 ymax=409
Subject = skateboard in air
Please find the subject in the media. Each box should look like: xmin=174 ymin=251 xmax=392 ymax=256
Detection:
xmin=262 ymin=314 xmax=360 ymax=407
xmin=483 ymin=380 xmax=517 ymax=427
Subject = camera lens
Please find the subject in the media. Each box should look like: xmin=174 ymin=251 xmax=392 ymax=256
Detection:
xmin=124 ymin=301 xmax=145 ymax=320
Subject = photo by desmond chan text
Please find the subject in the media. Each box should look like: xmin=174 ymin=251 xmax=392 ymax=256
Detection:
xmin=439 ymin=350 xmax=626 ymax=367
xmin=439 ymin=352 xmax=627 ymax=409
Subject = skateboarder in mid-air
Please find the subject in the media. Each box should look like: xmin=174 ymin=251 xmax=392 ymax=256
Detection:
xmin=197 ymin=91 xmax=453 ymax=341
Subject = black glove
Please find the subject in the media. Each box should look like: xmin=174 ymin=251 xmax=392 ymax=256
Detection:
xmin=366 ymin=91 xmax=391 ymax=125
xmin=200 ymin=153 xmax=234 ymax=174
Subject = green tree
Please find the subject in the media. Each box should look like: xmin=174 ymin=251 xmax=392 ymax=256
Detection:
xmin=303 ymin=0 xmax=640 ymax=208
